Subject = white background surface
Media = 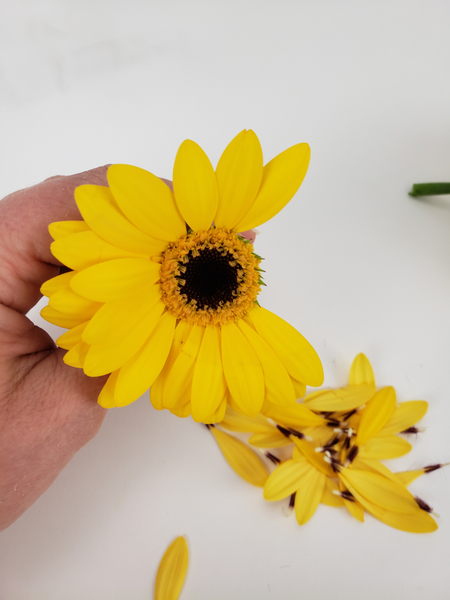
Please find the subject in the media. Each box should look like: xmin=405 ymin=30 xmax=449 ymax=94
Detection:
xmin=0 ymin=1 xmax=450 ymax=598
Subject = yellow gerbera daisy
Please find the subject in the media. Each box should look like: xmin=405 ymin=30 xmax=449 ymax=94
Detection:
xmin=40 ymin=130 xmax=323 ymax=422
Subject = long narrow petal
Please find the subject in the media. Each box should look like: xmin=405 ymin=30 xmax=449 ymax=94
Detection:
xmin=221 ymin=322 xmax=264 ymax=416
xmin=380 ymin=401 xmax=428 ymax=436
xmin=357 ymin=434 xmax=412 ymax=460
xmin=303 ymin=384 xmax=375 ymax=412
xmin=292 ymin=438 xmax=334 ymax=477
xmin=237 ymin=319 xmax=295 ymax=407
xmin=215 ymin=130 xmax=263 ymax=229
xmin=49 ymin=287 xmax=102 ymax=318
xmin=234 ymin=143 xmax=310 ymax=232
xmin=219 ymin=406 xmax=270 ymax=434
xmin=49 ymin=220 xmax=90 ymax=240
xmin=191 ymin=326 xmax=227 ymax=423
xmin=41 ymin=271 xmax=76 ymax=298
xmin=349 ymin=353 xmax=376 ymax=386
xmin=98 ymin=370 xmax=120 ymax=408
xmin=173 ymin=140 xmax=218 ymax=231
xmin=163 ymin=325 xmax=205 ymax=409
xmin=249 ymin=429 xmax=292 ymax=448
xmin=40 ymin=306 xmax=87 ymax=329
xmin=70 ymin=258 xmax=160 ymax=303
xmin=262 ymin=402 xmax=325 ymax=428
xmin=107 ymin=165 xmax=186 ymax=241
xmin=352 ymin=457 xmax=404 ymax=485
xmin=83 ymin=300 xmax=165 ymax=376
xmin=248 ymin=306 xmax=323 ymax=387
xmin=155 ymin=537 xmax=189 ymax=600
xmin=206 ymin=394 xmax=227 ymax=424
xmin=291 ymin=378 xmax=307 ymax=399
xmin=210 ymin=427 xmax=268 ymax=487
xmin=321 ymin=478 xmax=344 ymax=507
xmin=295 ymin=468 xmax=326 ymax=525
xmin=51 ymin=230 xmax=151 ymax=272
xmin=356 ymin=387 xmax=396 ymax=446
xmin=114 ymin=312 xmax=176 ymax=407
xmin=57 ymin=321 xmax=89 ymax=350
xmin=82 ymin=286 xmax=161 ymax=345
xmin=394 ymin=470 xmax=426 ymax=486
xmin=75 ymin=185 xmax=166 ymax=254
xmin=264 ymin=459 xmax=310 ymax=501
xmin=63 ymin=340 xmax=90 ymax=369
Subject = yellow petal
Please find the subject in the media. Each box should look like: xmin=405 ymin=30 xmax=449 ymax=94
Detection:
xmin=234 ymin=143 xmax=310 ymax=232
xmin=82 ymin=286 xmax=161 ymax=345
xmin=248 ymin=429 xmax=292 ymax=448
xmin=191 ymin=326 xmax=227 ymax=423
xmin=343 ymin=495 xmax=365 ymax=522
xmin=49 ymin=220 xmax=90 ymax=240
xmin=74 ymin=185 xmax=165 ymax=254
xmin=292 ymin=438 xmax=335 ymax=477
xmin=210 ymin=427 xmax=268 ymax=487
xmin=215 ymin=130 xmax=263 ymax=229
xmin=352 ymin=457 xmax=404 ymax=485
xmin=41 ymin=271 xmax=76 ymax=298
xmin=356 ymin=387 xmax=396 ymax=446
xmin=262 ymin=402 xmax=325 ymax=428
xmin=220 ymin=406 xmax=270 ymax=433
xmin=321 ymin=477 xmax=344 ymax=507
xmin=170 ymin=402 xmax=192 ymax=419
xmin=114 ymin=312 xmax=176 ymax=407
xmin=173 ymin=140 xmax=218 ymax=231
xmin=248 ymin=306 xmax=323 ymax=387
xmin=303 ymin=384 xmax=375 ymax=412
xmin=57 ymin=321 xmax=89 ymax=350
xmin=49 ymin=287 xmax=102 ymax=318
xmin=51 ymin=230 xmax=151 ymax=272
xmin=107 ymin=164 xmax=186 ymax=241
xmin=206 ymin=394 xmax=227 ymax=424
xmin=70 ymin=258 xmax=160 ymax=303
xmin=83 ymin=299 xmax=165 ymax=376
xmin=394 ymin=469 xmax=426 ymax=486
xmin=237 ymin=319 xmax=295 ymax=407
xmin=221 ymin=321 xmax=264 ymax=416
xmin=339 ymin=468 xmax=420 ymax=513
xmin=291 ymin=378 xmax=307 ymax=399
xmin=357 ymin=434 xmax=412 ymax=460
xmin=264 ymin=459 xmax=310 ymax=501
xmin=294 ymin=468 xmax=326 ymax=525
xmin=63 ymin=340 xmax=90 ymax=368
xmin=163 ymin=325 xmax=204 ymax=409
xmin=40 ymin=305 xmax=87 ymax=329
xmin=98 ymin=370 xmax=120 ymax=408
xmin=349 ymin=353 xmax=376 ymax=386
xmin=380 ymin=401 xmax=428 ymax=436
xmin=155 ymin=536 xmax=189 ymax=600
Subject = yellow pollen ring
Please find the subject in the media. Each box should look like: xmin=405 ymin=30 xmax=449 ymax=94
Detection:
xmin=160 ymin=227 xmax=262 ymax=326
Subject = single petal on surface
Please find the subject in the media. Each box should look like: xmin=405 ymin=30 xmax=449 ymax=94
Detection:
xmin=295 ymin=468 xmax=326 ymax=525
xmin=40 ymin=306 xmax=87 ymax=329
xmin=221 ymin=322 xmax=264 ymax=416
xmin=349 ymin=353 xmax=376 ymax=386
xmin=173 ymin=140 xmax=218 ymax=231
xmin=107 ymin=164 xmax=186 ymax=241
xmin=63 ymin=340 xmax=90 ymax=369
xmin=49 ymin=220 xmax=90 ymax=240
xmin=262 ymin=402 xmax=325 ymax=428
xmin=356 ymin=387 xmax=396 ymax=446
xmin=82 ymin=285 xmax=161 ymax=345
xmin=41 ymin=271 xmax=76 ymax=298
xmin=114 ymin=312 xmax=176 ymax=407
xmin=264 ymin=459 xmax=310 ymax=501
xmin=238 ymin=319 xmax=295 ymax=407
xmin=75 ymin=184 xmax=165 ymax=254
xmin=83 ymin=299 xmax=165 ymax=376
xmin=249 ymin=429 xmax=292 ymax=448
xmin=98 ymin=370 xmax=120 ymax=408
xmin=57 ymin=321 xmax=88 ymax=350
xmin=234 ymin=143 xmax=310 ymax=232
xmin=215 ymin=130 xmax=263 ymax=229
xmin=358 ymin=434 xmax=412 ymax=460
xmin=163 ymin=325 xmax=204 ymax=409
xmin=339 ymin=468 xmax=420 ymax=513
xmin=219 ymin=406 xmax=270 ymax=433
xmin=321 ymin=478 xmax=344 ymax=507
xmin=191 ymin=326 xmax=227 ymax=423
xmin=380 ymin=401 xmax=428 ymax=436
xmin=303 ymin=384 xmax=375 ymax=412
xmin=292 ymin=438 xmax=334 ymax=477
xmin=343 ymin=495 xmax=365 ymax=522
xmin=70 ymin=258 xmax=160 ymax=303
xmin=248 ymin=306 xmax=323 ymax=387
xmin=49 ymin=287 xmax=102 ymax=318
xmin=291 ymin=378 xmax=307 ymax=399
xmin=155 ymin=536 xmax=189 ymax=600
xmin=51 ymin=230 xmax=150 ymax=272
xmin=395 ymin=469 xmax=426 ymax=486
xmin=210 ymin=427 xmax=268 ymax=487
xmin=352 ymin=457 xmax=403 ymax=485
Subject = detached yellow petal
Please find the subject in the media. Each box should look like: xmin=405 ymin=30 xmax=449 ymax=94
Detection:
xmin=210 ymin=427 xmax=268 ymax=487
xmin=356 ymin=387 xmax=396 ymax=446
xmin=303 ymin=385 xmax=375 ymax=412
xmin=249 ymin=429 xmax=292 ymax=448
xmin=155 ymin=536 xmax=189 ymax=600
xmin=395 ymin=469 xmax=426 ymax=486
xmin=107 ymin=164 xmax=186 ymax=241
xmin=264 ymin=459 xmax=310 ymax=501
xmin=262 ymin=402 xmax=325 ymax=428
xmin=248 ymin=306 xmax=323 ymax=387
xmin=321 ymin=478 xmax=344 ymax=507
xmin=215 ymin=130 xmax=263 ymax=229
xmin=349 ymin=353 xmax=375 ymax=386
xmin=234 ymin=142 xmax=310 ymax=231
xmin=294 ymin=468 xmax=326 ymax=525
xmin=380 ymin=401 xmax=428 ymax=436
xmin=358 ymin=434 xmax=412 ymax=460
xmin=292 ymin=438 xmax=334 ymax=477
xmin=173 ymin=140 xmax=218 ymax=231
xmin=220 ymin=406 xmax=270 ymax=433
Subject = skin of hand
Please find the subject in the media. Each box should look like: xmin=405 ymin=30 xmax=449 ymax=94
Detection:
xmin=0 ymin=166 xmax=111 ymax=532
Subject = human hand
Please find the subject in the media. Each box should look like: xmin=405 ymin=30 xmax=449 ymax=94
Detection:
xmin=0 ymin=167 xmax=111 ymax=531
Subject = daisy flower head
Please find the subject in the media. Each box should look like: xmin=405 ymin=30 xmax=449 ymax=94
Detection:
xmin=41 ymin=130 xmax=323 ymax=423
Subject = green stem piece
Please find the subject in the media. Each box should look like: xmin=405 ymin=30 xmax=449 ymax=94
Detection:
xmin=409 ymin=183 xmax=450 ymax=197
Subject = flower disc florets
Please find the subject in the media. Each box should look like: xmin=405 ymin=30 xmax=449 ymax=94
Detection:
xmin=160 ymin=227 xmax=262 ymax=326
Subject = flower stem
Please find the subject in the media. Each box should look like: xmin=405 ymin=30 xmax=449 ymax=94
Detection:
xmin=409 ymin=183 xmax=450 ymax=197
